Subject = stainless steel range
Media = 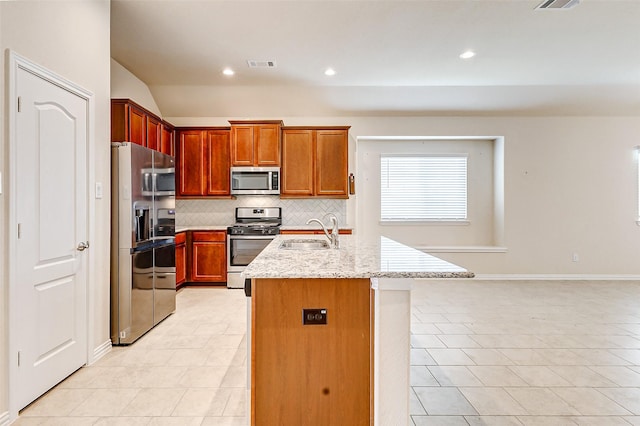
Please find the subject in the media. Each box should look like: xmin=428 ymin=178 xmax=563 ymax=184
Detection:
xmin=227 ymin=207 xmax=281 ymax=289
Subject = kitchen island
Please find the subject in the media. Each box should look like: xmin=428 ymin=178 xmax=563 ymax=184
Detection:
xmin=243 ymin=234 xmax=473 ymax=426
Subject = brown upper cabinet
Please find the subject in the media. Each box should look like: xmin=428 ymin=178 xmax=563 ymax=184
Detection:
xmin=176 ymin=128 xmax=231 ymax=198
xmin=111 ymin=99 xmax=174 ymax=156
xmin=146 ymin=114 xmax=161 ymax=151
xmin=281 ymin=127 xmax=350 ymax=199
xmin=112 ymin=99 xmax=145 ymax=145
xmin=160 ymin=121 xmax=175 ymax=156
xmin=230 ymin=120 xmax=282 ymax=167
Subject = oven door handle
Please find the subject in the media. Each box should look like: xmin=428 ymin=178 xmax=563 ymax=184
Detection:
xmin=228 ymin=235 xmax=278 ymax=240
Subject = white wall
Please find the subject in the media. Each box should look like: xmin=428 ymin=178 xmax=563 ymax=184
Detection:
xmin=0 ymin=0 xmax=111 ymax=419
xmin=111 ymin=59 xmax=162 ymax=117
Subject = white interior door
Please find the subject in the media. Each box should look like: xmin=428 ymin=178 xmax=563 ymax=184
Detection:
xmin=12 ymin=63 xmax=89 ymax=410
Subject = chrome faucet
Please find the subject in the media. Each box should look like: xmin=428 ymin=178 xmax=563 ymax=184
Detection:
xmin=306 ymin=214 xmax=339 ymax=249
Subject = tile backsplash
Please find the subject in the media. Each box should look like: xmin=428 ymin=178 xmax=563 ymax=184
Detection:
xmin=176 ymin=197 xmax=347 ymax=227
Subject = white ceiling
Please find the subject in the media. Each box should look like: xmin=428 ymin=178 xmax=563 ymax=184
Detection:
xmin=110 ymin=0 xmax=640 ymax=117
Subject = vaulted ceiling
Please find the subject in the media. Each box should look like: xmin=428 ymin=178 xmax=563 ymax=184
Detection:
xmin=111 ymin=0 xmax=640 ymax=117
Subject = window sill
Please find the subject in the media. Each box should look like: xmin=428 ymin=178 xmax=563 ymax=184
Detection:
xmin=416 ymin=246 xmax=508 ymax=253
xmin=379 ymin=220 xmax=470 ymax=226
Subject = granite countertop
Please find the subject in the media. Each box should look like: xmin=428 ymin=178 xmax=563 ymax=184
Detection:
xmin=242 ymin=235 xmax=474 ymax=279
xmin=175 ymin=225 xmax=228 ymax=233
xmin=176 ymin=225 xmax=353 ymax=233
xmin=280 ymin=225 xmax=354 ymax=231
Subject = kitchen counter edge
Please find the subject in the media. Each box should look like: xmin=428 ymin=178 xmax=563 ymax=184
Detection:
xmin=175 ymin=226 xmax=228 ymax=233
xmin=243 ymin=235 xmax=474 ymax=280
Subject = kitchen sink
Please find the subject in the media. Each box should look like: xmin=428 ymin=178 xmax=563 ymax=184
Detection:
xmin=279 ymin=239 xmax=330 ymax=250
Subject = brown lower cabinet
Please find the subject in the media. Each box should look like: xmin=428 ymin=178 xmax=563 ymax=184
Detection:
xmin=175 ymin=230 xmax=227 ymax=287
xmin=251 ymin=278 xmax=373 ymax=425
xmin=175 ymin=232 xmax=187 ymax=288
xmin=190 ymin=231 xmax=227 ymax=283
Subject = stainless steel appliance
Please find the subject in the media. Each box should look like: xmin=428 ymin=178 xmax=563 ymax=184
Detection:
xmin=230 ymin=167 xmax=280 ymax=195
xmin=111 ymin=142 xmax=176 ymax=345
xmin=227 ymin=207 xmax=281 ymax=288
xmin=142 ymin=165 xmax=175 ymax=196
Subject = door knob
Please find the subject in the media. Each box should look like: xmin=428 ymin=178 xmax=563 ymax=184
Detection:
xmin=76 ymin=241 xmax=90 ymax=251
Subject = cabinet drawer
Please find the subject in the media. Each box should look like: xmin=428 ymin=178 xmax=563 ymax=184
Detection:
xmin=192 ymin=231 xmax=226 ymax=242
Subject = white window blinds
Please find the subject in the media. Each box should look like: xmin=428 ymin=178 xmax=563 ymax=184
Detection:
xmin=380 ymin=155 xmax=468 ymax=221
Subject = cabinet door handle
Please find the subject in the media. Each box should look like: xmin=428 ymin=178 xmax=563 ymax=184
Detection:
xmin=76 ymin=241 xmax=90 ymax=251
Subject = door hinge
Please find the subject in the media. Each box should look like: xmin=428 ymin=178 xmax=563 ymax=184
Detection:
xmin=17 ymin=223 xmax=22 ymax=239
xmin=17 ymin=351 xmax=21 ymax=367
xmin=17 ymin=96 xmax=21 ymax=112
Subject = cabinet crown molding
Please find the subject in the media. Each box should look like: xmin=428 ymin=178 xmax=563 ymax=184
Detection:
xmin=229 ymin=120 xmax=284 ymax=126
xmin=281 ymin=126 xmax=351 ymax=130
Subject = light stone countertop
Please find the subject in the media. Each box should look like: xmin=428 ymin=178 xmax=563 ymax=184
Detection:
xmin=242 ymin=234 xmax=474 ymax=279
xmin=279 ymin=225 xmax=353 ymax=231
xmin=175 ymin=225 xmax=228 ymax=233
xmin=176 ymin=225 xmax=353 ymax=233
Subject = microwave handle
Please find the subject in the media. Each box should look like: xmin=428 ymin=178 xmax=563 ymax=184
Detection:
xmin=151 ymin=172 xmax=157 ymax=193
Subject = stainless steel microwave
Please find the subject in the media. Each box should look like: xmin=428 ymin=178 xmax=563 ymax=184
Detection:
xmin=141 ymin=167 xmax=175 ymax=196
xmin=230 ymin=167 xmax=280 ymax=195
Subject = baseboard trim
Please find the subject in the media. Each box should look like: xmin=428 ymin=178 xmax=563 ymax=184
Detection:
xmin=90 ymin=339 xmax=112 ymax=365
xmin=0 ymin=411 xmax=10 ymax=426
xmin=470 ymin=274 xmax=640 ymax=281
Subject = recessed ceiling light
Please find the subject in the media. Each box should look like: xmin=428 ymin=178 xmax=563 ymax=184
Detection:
xmin=324 ymin=68 xmax=336 ymax=76
xmin=459 ymin=50 xmax=476 ymax=59
xmin=222 ymin=68 xmax=235 ymax=76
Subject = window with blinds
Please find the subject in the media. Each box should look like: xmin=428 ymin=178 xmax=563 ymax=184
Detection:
xmin=380 ymin=155 xmax=468 ymax=221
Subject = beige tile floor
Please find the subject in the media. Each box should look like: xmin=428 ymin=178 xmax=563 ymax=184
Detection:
xmin=14 ymin=280 xmax=640 ymax=425
xmin=410 ymin=280 xmax=640 ymax=426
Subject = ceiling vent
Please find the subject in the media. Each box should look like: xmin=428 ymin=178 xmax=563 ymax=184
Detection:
xmin=247 ymin=60 xmax=277 ymax=68
xmin=536 ymin=0 xmax=579 ymax=9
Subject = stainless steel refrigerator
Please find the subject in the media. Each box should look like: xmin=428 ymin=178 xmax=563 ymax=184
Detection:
xmin=110 ymin=142 xmax=176 ymax=345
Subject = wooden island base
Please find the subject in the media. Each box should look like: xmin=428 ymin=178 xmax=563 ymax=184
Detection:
xmin=251 ymin=278 xmax=373 ymax=426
